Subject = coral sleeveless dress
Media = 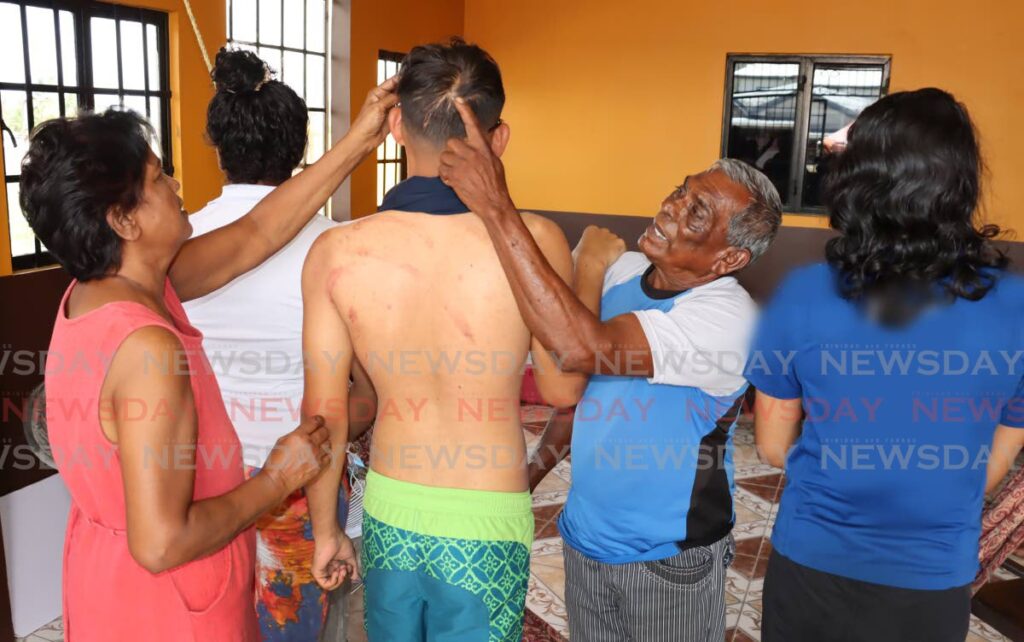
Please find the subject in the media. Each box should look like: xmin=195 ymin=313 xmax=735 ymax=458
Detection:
xmin=46 ymin=278 xmax=257 ymax=642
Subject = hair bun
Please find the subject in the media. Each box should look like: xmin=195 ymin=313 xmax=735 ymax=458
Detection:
xmin=212 ymin=48 xmax=271 ymax=94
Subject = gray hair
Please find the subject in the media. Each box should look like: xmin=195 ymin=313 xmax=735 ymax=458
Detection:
xmin=710 ymin=158 xmax=783 ymax=263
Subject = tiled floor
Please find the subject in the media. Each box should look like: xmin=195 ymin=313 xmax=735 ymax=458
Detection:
xmin=17 ymin=405 xmax=1021 ymax=642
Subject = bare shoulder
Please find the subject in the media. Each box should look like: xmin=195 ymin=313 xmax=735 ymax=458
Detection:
xmin=107 ymin=325 xmax=189 ymax=395
xmin=304 ymin=215 xmax=375 ymax=272
xmin=519 ymin=211 xmax=566 ymax=242
xmin=519 ymin=211 xmax=570 ymax=260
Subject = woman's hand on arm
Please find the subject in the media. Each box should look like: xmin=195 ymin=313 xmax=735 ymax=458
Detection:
xmin=752 ymin=389 xmax=803 ymax=469
xmin=113 ymin=327 xmax=329 ymax=573
xmin=170 ymin=77 xmax=399 ymax=302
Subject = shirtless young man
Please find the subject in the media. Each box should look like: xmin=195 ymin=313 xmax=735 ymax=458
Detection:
xmin=301 ymin=38 xmax=585 ymax=641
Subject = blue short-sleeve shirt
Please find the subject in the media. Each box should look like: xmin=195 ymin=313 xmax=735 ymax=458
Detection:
xmin=745 ymin=263 xmax=1024 ymax=590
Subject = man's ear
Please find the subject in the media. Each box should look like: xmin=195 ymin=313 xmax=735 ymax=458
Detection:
xmin=488 ymin=121 xmax=510 ymax=158
xmin=106 ymin=207 xmax=141 ymax=243
xmin=713 ymin=246 xmax=752 ymax=276
xmin=388 ymin=108 xmax=405 ymax=146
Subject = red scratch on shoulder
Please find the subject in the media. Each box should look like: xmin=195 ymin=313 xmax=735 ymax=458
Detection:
xmin=325 ymin=266 xmax=346 ymax=298
xmin=399 ymin=263 xmax=420 ymax=277
xmin=348 ymin=307 xmax=359 ymax=324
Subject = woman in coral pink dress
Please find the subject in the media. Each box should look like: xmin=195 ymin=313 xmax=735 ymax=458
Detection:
xmin=19 ymin=78 xmax=397 ymax=641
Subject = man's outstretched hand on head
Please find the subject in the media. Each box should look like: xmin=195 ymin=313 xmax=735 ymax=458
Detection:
xmin=439 ymin=98 xmax=517 ymax=220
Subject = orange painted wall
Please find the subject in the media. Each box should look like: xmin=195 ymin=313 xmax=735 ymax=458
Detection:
xmin=0 ymin=0 xmax=225 ymax=276
xmin=464 ymin=0 xmax=1024 ymax=234
xmin=348 ymin=0 xmax=464 ymax=219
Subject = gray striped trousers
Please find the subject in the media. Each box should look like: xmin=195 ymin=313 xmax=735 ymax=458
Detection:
xmin=564 ymin=534 xmax=735 ymax=642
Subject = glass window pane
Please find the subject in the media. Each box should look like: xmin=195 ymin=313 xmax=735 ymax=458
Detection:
xmin=1 ymin=90 xmax=29 ymax=176
xmin=306 ymin=111 xmax=324 ymax=164
xmin=90 ymin=18 xmax=119 ymax=89
xmin=306 ymin=54 xmax=324 ymax=108
xmin=26 ymin=7 xmax=59 ymax=86
xmin=283 ymin=0 xmax=304 ymax=48
xmin=384 ymin=133 xmax=396 ymax=160
xmin=232 ymin=0 xmax=257 ymax=43
xmin=59 ymin=11 xmax=77 ymax=86
xmin=376 ymin=59 xmax=386 ymax=84
xmin=282 ymin=50 xmax=304 ymax=99
xmin=123 ymin=94 xmax=146 ymax=117
xmin=725 ymin=61 xmax=800 ymax=207
xmin=259 ymin=46 xmax=282 ymax=76
xmin=93 ymin=93 xmax=121 ymax=113
xmin=32 ymin=92 xmax=60 ymax=126
xmin=259 ymin=0 xmax=282 ymax=46
xmin=802 ymin=65 xmax=885 ymax=207
xmin=7 ymin=182 xmax=36 ymax=258
xmin=389 ymin=163 xmax=399 ymax=194
xmin=305 ymin=0 xmax=325 ymax=53
xmin=147 ymin=24 xmax=160 ymax=90
xmin=0 ymin=3 xmax=26 ymax=83
xmin=120 ymin=21 xmax=145 ymax=90
xmin=64 ymin=93 xmax=79 ymax=117
xmin=149 ymin=96 xmax=162 ymax=147
xmin=376 ymin=162 xmax=384 ymax=206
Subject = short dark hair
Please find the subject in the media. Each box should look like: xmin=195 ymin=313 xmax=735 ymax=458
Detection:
xmin=20 ymin=109 xmax=154 ymax=281
xmin=397 ymin=37 xmax=504 ymax=146
xmin=824 ymin=87 xmax=1008 ymax=325
xmin=207 ymin=48 xmax=308 ymax=184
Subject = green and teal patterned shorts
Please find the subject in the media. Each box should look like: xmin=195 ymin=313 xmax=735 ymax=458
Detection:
xmin=361 ymin=470 xmax=534 ymax=642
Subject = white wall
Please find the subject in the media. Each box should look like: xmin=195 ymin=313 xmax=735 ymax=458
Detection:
xmin=0 ymin=475 xmax=70 ymax=637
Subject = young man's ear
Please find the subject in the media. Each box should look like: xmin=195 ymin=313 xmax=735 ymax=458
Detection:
xmin=106 ymin=207 xmax=142 ymax=242
xmin=388 ymin=108 xmax=405 ymax=146
xmin=489 ymin=121 xmax=510 ymax=158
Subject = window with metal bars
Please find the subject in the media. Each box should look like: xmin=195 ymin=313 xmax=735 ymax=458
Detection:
xmin=0 ymin=0 xmax=171 ymax=271
xmin=721 ymin=54 xmax=891 ymax=213
xmin=226 ymin=0 xmax=329 ymax=171
xmin=376 ymin=49 xmax=405 ymax=207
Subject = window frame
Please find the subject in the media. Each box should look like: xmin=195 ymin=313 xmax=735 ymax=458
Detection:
xmin=1 ymin=0 xmax=172 ymax=271
xmin=375 ymin=49 xmax=406 ymax=207
xmin=720 ymin=53 xmax=891 ymax=215
xmin=226 ymin=0 xmax=330 ymax=214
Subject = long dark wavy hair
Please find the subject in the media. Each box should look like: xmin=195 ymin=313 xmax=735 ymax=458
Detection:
xmin=824 ymin=87 xmax=1008 ymax=325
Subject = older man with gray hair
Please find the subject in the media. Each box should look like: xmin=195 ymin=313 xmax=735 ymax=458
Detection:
xmin=437 ymin=100 xmax=782 ymax=642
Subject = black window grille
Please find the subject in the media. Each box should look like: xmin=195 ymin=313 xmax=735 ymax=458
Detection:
xmin=227 ymin=0 xmax=329 ymax=186
xmin=721 ymin=54 xmax=890 ymax=213
xmin=1 ymin=0 xmax=171 ymax=271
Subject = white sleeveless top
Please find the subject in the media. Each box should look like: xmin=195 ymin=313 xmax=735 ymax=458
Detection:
xmin=183 ymin=184 xmax=338 ymax=467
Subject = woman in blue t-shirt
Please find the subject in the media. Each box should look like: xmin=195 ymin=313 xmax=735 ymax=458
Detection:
xmin=746 ymin=88 xmax=1024 ymax=642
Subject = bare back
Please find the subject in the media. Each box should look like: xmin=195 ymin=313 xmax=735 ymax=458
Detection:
xmin=320 ymin=210 xmax=573 ymax=491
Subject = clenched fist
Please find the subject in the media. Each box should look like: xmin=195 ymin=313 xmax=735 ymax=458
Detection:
xmin=574 ymin=225 xmax=627 ymax=274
